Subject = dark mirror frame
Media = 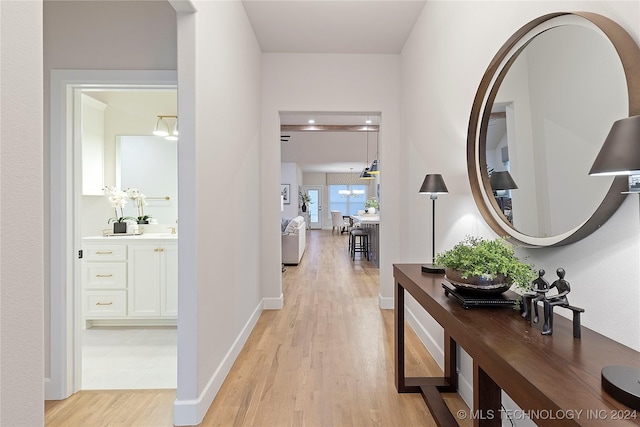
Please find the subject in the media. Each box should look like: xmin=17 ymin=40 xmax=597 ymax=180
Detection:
xmin=467 ymin=12 xmax=640 ymax=247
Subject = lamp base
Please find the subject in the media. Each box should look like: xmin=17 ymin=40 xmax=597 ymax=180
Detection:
xmin=421 ymin=264 xmax=445 ymax=274
xmin=601 ymin=366 xmax=640 ymax=410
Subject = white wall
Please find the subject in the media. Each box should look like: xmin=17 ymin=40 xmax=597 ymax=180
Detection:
xmin=0 ymin=1 xmax=44 ymax=425
xmin=173 ymin=1 xmax=263 ymax=424
xmin=262 ymin=54 xmax=401 ymax=308
xmin=281 ymin=162 xmax=301 ymax=218
xmin=401 ymin=0 xmax=640 ymax=409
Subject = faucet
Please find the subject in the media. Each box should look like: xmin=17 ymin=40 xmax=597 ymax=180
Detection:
xmin=167 ymin=226 xmax=177 ymax=235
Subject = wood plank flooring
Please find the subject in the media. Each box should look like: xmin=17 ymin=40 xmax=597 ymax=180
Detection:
xmin=46 ymin=230 xmax=469 ymax=426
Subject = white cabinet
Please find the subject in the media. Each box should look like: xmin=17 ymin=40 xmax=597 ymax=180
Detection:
xmin=128 ymin=243 xmax=177 ymax=318
xmin=160 ymin=244 xmax=178 ymax=317
xmin=82 ymin=238 xmax=177 ymax=326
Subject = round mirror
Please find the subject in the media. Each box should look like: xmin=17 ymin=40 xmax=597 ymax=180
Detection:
xmin=468 ymin=12 xmax=640 ymax=247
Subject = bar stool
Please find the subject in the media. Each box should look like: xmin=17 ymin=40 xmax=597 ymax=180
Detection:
xmin=350 ymin=228 xmax=370 ymax=261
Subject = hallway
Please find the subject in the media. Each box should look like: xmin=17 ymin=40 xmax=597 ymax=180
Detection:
xmin=46 ymin=230 xmax=467 ymax=426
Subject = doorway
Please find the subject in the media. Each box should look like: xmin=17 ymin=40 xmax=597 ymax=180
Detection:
xmin=302 ymin=185 xmax=323 ymax=229
xmin=49 ymin=70 xmax=177 ymax=399
xmin=78 ymin=88 xmax=178 ymax=390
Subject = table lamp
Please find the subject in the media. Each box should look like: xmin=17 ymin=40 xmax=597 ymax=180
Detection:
xmin=490 ymin=170 xmax=518 ymax=215
xmin=589 ymin=115 xmax=640 ymax=410
xmin=419 ymin=174 xmax=448 ymax=274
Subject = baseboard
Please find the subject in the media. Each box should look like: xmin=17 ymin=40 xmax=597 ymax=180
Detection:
xmin=378 ymin=293 xmax=394 ymax=309
xmin=44 ymin=377 xmax=53 ymax=400
xmin=173 ymin=301 xmax=263 ymax=426
xmin=263 ymin=293 xmax=283 ymax=310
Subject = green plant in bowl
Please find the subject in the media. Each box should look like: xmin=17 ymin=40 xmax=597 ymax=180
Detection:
xmin=435 ymin=236 xmax=535 ymax=294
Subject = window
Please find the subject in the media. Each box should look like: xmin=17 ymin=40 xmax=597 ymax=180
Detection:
xmin=329 ymin=184 xmax=368 ymax=216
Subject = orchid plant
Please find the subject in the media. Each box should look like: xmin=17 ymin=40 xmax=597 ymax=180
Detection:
xmin=104 ymin=186 xmax=135 ymax=223
xmin=126 ymin=188 xmax=150 ymax=222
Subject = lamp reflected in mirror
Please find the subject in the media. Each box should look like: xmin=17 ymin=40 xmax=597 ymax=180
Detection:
xmin=490 ymin=170 xmax=518 ymax=223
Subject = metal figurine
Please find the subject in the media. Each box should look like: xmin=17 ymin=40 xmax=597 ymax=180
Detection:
xmin=521 ymin=269 xmax=549 ymax=322
xmin=522 ymin=268 xmax=584 ymax=338
xmin=541 ymin=268 xmax=572 ymax=335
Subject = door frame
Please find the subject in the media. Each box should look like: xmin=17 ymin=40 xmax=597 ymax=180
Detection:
xmin=302 ymin=185 xmax=323 ymax=229
xmin=48 ymin=70 xmax=177 ymax=399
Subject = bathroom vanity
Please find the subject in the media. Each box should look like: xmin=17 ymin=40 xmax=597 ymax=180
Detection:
xmin=82 ymin=234 xmax=177 ymax=327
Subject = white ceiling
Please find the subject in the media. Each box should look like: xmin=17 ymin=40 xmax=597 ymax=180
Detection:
xmin=242 ymin=0 xmax=427 ymax=54
xmin=242 ymin=1 xmax=425 ymax=173
xmin=280 ymin=112 xmax=381 ymax=173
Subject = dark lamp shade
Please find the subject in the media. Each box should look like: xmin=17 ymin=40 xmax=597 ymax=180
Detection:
xmin=490 ymin=171 xmax=518 ymax=191
xmin=359 ymin=167 xmax=375 ymax=179
xmin=589 ymin=115 xmax=640 ymax=176
xmin=369 ymin=159 xmax=380 ymax=174
xmin=419 ymin=174 xmax=448 ymax=194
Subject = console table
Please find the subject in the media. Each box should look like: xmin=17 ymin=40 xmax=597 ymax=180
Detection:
xmin=393 ymin=264 xmax=640 ymax=426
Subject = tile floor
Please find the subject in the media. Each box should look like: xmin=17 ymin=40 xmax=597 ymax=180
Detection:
xmin=82 ymin=326 xmax=177 ymax=390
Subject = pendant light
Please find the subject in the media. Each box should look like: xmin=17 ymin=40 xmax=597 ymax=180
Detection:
xmin=360 ymin=119 xmax=375 ymax=180
xmin=153 ymin=115 xmax=178 ymax=141
xmin=153 ymin=116 xmax=170 ymax=137
xmin=369 ymin=126 xmax=380 ymax=174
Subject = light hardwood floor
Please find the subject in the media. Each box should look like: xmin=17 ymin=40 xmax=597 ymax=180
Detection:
xmin=46 ymin=230 xmax=469 ymax=426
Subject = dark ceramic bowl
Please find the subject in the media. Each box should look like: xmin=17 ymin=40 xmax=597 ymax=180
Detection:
xmin=444 ymin=268 xmax=512 ymax=295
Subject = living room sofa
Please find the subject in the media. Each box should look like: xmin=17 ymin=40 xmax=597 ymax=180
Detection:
xmin=282 ymin=216 xmax=306 ymax=265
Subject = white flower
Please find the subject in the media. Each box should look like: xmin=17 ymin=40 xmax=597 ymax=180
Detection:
xmin=104 ymin=186 xmax=130 ymax=221
xmin=126 ymin=188 xmax=148 ymax=218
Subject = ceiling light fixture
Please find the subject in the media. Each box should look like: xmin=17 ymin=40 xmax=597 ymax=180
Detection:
xmin=153 ymin=116 xmax=169 ymax=137
xmin=153 ymin=115 xmax=178 ymax=141
xmin=360 ymin=120 xmax=375 ymax=180
xmin=369 ymin=126 xmax=380 ymax=174
xmin=308 ymin=119 xmax=315 ymax=124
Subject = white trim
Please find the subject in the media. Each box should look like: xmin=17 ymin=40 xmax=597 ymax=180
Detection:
xmin=262 ymin=293 xmax=284 ymax=310
xmin=378 ymin=293 xmax=394 ymax=310
xmin=169 ymin=0 xmax=197 ymax=14
xmin=48 ymin=69 xmax=177 ymax=400
xmin=173 ymin=301 xmax=263 ymax=426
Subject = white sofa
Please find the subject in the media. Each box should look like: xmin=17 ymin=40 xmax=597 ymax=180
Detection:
xmin=282 ymin=216 xmax=307 ymax=265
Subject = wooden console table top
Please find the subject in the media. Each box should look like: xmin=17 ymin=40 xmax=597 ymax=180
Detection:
xmin=393 ymin=263 xmax=640 ymax=426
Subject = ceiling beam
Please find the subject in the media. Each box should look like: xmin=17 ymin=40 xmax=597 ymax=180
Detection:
xmin=281 ymin=125 xmax=379 ymax=132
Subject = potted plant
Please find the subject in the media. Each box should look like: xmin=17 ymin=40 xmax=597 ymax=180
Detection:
xmin=364 ymin=197 xmax=379 ymax=214
xmin=105 ymin=187 xmax=135 ymax=233
xmin=300 ymin=192 xmax=311 ymax=212
xmin=435 ymin=236 xmax=535 ymax=295
xmin=126 ymin=188 xmax=151 ymax=224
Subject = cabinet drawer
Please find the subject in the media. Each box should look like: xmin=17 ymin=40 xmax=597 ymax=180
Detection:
xmin=84 ymin=245 xmax=127 ymax=261
xmin=84 ymin=291 xmax=126 ymax=317
xmin=83 ymin=263 xmax=126 ymax=289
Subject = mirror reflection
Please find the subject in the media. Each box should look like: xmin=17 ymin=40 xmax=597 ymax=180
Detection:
xmin=485 ymin=24 xmax=627 ymax=238
xmin=116 ymin=135 xmax=178 ymax=224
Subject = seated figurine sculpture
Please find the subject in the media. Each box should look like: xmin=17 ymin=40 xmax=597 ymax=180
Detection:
xmin=541 ymin=268 xmax=571 ymax=335
xmin=522 ymin=268 xmax=584 ymax=338
xmin=529 ymin=269 xmax=549 ymax=324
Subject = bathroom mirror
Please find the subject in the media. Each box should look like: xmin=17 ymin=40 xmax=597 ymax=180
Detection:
xmin=468 ymin=12 xmax=640 ymax=247
xmin=116 ymin=135 xmax=178 ymax=224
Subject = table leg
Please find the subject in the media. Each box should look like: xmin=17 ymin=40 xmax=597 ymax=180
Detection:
xmin=394 ymin=280 xmax=407 ymax=391
xmin=473 ymin=361 xmax=501 ymax=427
